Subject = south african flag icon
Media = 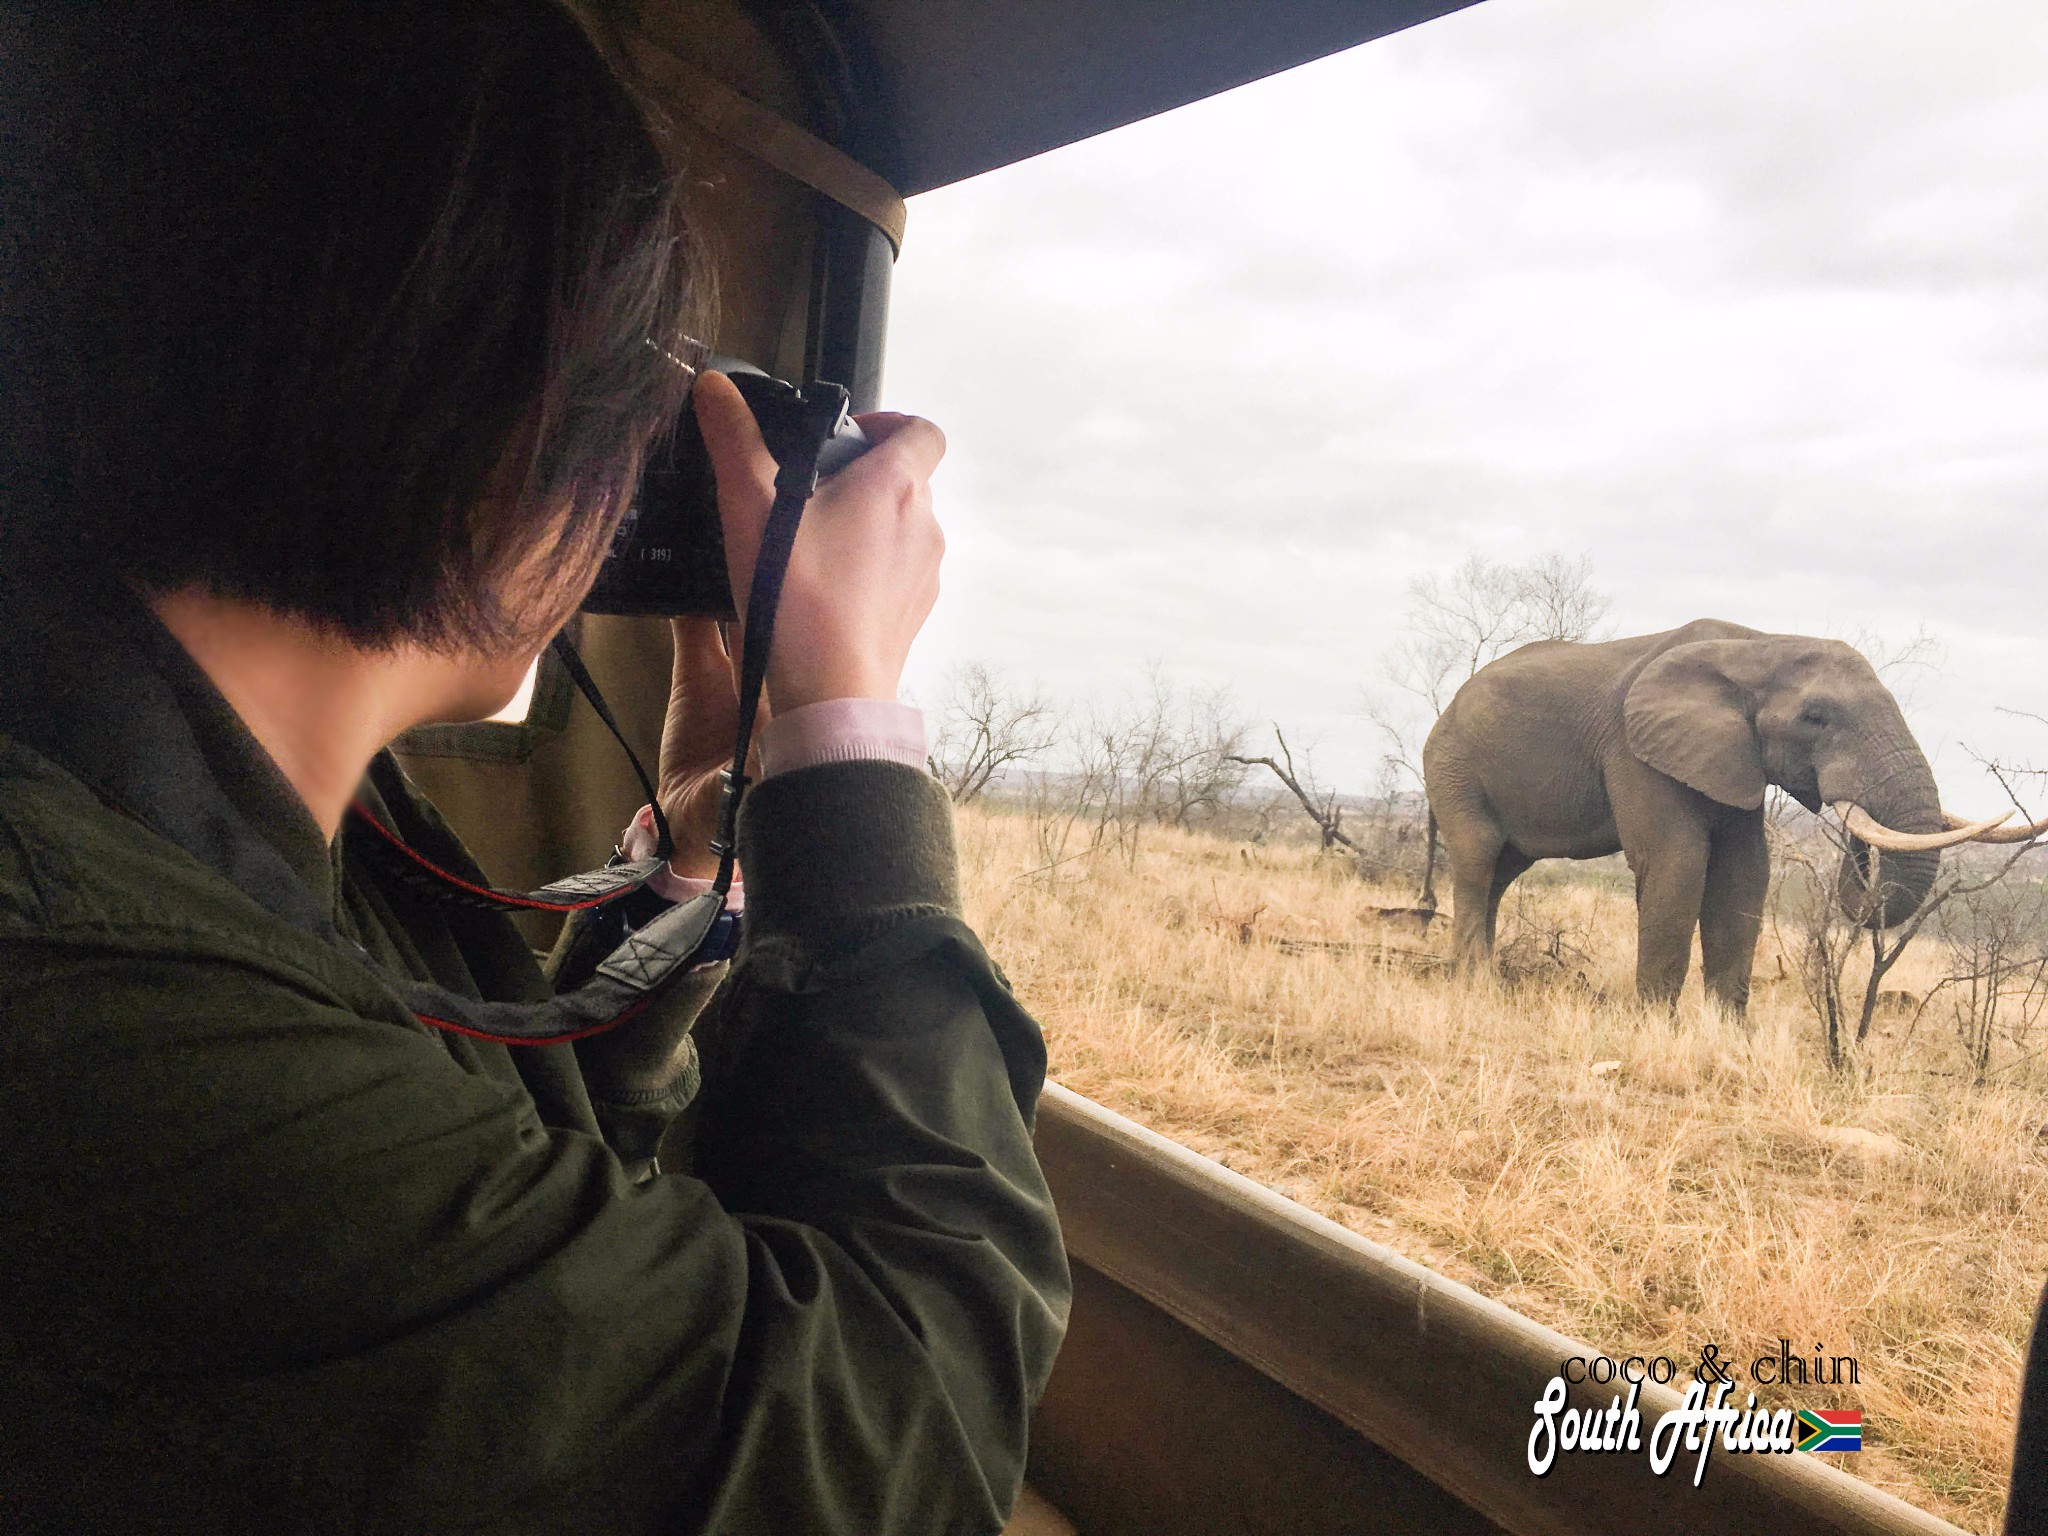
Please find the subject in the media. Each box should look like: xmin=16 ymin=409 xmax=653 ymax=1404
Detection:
xmin=1797 ymin=1409 xmax=1863 ymax=1452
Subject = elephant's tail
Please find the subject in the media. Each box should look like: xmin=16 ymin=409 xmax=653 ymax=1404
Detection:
xmin=1419 ymin=808 xmax=1440 ymax=911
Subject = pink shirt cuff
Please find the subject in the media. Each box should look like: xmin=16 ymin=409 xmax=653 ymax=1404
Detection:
xmin=756 ymin=698 xmax=927 ymax=778
xmin=619 ymin=698 xmax=928 ymax=902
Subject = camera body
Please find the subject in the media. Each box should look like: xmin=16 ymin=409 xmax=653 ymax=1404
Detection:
xmin=582 ymin=363 xmax=869 ymax=618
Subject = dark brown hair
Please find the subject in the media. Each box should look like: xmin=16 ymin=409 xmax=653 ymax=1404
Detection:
xmin=0 ymin=0 xmax=703 ymax=649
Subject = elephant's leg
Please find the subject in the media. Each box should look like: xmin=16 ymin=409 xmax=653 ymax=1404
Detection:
xmin=1699 ymin=814 xmax=1769 ymax=1015
xmin=1485 ymin=847 xmax=1537 ymax=950
xmin=1443 ymin=822 xmax=1508 ymax=976
xmin=1628 ymin=833 xmax=1710 ymax=1007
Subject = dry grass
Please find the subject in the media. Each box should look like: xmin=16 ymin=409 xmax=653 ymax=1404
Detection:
xmin=958 ymin=805 xmax=2048 ymax=1533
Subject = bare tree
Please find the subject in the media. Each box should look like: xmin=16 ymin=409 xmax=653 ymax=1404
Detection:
xmin=1769 ymin=810 xmax=1923 ymax=1069
xmin=1514 ymin=553 xmax=1614 ymax=650
xmin=1096 ymin=670 xmax=1249 ymax=859
xmin=1348 ymin=754 xmax=1433 ymax=888
xmin=1380 ymin=552 xmax=1612 ymax=723
xmin=1385 ymin=555 xmax=1529 ymax=721
xmin=1017 ymin=669 xmax=1250 ymax=877
xmin=927 ymin=663 xmax=1058 ymax=805
xmin=1924 ymin=873 xmax=2048 ymax=1084
xmin=1915 ymin=753 xmax=2048 ymax=1081
xmin=1154 ymin=676 xmax=1251 ymax=829
xmin=1366 ymin=551 xmax=1612 ymax=902
xmin=1845 ymin=623 xmax=1944 ymax=710
xmin=1228 ymin=726 xmax=1357 ymax=852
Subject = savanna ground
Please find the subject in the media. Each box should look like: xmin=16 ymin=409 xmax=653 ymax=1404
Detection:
xmin=955 ymin=802 xmax=2048 ymax=1534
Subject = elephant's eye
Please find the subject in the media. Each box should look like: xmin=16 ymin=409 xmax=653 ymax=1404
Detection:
xmin=1799 ymin=704 xmax=1829 ymax=728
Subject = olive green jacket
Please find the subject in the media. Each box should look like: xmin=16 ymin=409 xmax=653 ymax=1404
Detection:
xmin=0 ymin=584 xmax=1068 ymax=1534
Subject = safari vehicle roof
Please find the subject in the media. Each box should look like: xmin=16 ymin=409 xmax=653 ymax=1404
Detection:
xmin=741 ymin=0 xmax=1486 ymax=195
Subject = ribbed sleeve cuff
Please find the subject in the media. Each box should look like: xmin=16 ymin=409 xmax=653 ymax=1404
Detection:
xmin=756 ymin=698 xmax=927 ymax=778
xmin=736 ymin=759 xmax=960 ymax=954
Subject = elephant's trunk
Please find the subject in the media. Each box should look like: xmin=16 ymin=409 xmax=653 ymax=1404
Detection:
xmin=1827 ymin=741 xmax=1942 ymax=930
xmin=1836 ymin=839 xmax=1937 ymax=930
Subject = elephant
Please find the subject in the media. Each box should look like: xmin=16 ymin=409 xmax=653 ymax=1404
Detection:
xmin=1421 ymin=620 xmax=2041 ymax=1010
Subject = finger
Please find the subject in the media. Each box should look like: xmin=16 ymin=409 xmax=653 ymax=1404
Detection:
xmin=849 ymin=410 xmax=912 ymax=435
xmin=665 ymin=616 xmax=740 ymax=746
xmin=669 ymin=616 xmax=736 ymax=695
xmin=848 ymin=411 xmax=947 ymax=476
xmin=692 ymin=372 xmax=777 ymax=613
xmin=693 ymin=370 xmax=776 ymax=476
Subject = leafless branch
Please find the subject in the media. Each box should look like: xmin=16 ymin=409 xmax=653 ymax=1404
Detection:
xmin=927 ymin=663 xmax=1060 ymax=805
xmin=1229 ymin=726 xmax=1357 ymax=852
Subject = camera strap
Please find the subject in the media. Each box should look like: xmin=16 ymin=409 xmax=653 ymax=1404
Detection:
xmin=708 ymin=394 xmax=847 ymax=893
xmin=346 ymin=637 xmax=674 ymax=916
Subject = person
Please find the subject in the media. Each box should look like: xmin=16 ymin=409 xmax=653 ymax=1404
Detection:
xmin=0 ymin=3 xmax=1069 ymax=1532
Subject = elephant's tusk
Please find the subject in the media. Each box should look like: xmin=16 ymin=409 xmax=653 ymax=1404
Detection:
xmin=1943 ymin=809 xmax=2048 ymax=845
xmin=1836 ymin=803 xmax=2009 ymax=851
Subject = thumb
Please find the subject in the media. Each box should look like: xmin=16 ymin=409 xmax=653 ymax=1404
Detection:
xmin=692 ymin=372 xmax=777 ymax=622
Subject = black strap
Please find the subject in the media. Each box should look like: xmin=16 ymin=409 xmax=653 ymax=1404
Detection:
xmin=550 ymin=630 xmax=673 ymax=863
xmin=710 ymin=457 xmax=816 ymax=890
xmin=709 ymin=383 xmax=849 ymax=892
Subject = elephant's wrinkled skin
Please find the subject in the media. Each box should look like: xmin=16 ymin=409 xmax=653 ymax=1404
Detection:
xmin=1423 ymin=620 xmax=1944 ymax=1011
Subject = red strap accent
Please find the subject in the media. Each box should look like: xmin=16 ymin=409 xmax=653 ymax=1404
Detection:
xmin=349 ymin=802 xmax=640 ymax=914
xmin=411 ymin=992 xmax=660 ymax=1047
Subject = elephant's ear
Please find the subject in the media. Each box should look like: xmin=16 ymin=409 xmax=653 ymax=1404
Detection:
xmin=1623 ymin=641 xmax=1767 ymax=810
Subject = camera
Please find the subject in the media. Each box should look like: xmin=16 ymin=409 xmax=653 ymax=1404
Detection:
xmin=582 ymin=360 xmax=870 ymax=618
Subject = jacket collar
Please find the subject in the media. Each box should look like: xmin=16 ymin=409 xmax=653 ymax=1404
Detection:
xmin=0 ymin=571 xmax=340 ymax=929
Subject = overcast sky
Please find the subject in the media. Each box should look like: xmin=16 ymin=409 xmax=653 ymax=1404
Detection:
xmin=881 ymin=0 xmax=2048 ymax=818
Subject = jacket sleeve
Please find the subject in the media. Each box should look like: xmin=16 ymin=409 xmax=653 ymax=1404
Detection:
xmin=689 ymin=760 xmax=1070 ymax=1532
xmin=0 ymin=762 xmax=1068 ymax=1535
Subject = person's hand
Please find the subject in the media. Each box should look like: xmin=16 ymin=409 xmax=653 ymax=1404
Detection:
xmin=655 ymin=616 xmax=757 ymax=881
xmin=691 ymin=370 xmax=946 ymax=712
